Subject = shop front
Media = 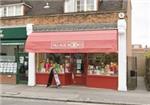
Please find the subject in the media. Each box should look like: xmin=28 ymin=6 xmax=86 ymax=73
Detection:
xmin=0 ymin=27 xmax=28 ymax=84
xmin=25 ymin=30 xmax=118 ymax=89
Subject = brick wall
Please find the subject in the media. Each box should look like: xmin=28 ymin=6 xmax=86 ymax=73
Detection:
xmin=1 ymin=12 xmax=119 ymax=26
xmin=0 ymin=74 xmax=16 ymax=84
xmin=126 ymin=0 xmax=132 ymax=56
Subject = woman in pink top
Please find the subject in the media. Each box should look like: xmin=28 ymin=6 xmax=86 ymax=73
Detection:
xmin=44 ymin=59 xmax=51 ymax=72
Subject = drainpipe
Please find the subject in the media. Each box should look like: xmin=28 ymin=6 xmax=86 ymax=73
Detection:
xmin=117 ymin=12 xmax=127 ymax=91
xmin=26 ymin=24 xmax=36 ymax=86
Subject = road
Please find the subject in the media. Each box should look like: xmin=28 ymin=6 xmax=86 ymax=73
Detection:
xmin=1 ymin=97 xmax=110 ymax=105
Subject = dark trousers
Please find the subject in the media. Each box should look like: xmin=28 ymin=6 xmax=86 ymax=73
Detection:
xmin=46 ymin=69 xmax=54 ymax=87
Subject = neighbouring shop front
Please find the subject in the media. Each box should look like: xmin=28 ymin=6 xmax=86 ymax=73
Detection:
xmin=0 ymin=27 xmax=28 ymax=84
xmin=25 ymin=30 xmax=118 ymax=89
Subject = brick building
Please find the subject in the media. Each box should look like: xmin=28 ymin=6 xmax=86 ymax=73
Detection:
xmin=0 ymin=0 xmax=132 ymax=91
xmin=132 ymin=44 xmax=150 ymax=76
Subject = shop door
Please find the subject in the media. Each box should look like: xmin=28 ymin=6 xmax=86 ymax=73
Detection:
xmin=17 ymin=53 xmax=28 ymax=84
xmin=72 ymin=54 xmax=86 ymax=85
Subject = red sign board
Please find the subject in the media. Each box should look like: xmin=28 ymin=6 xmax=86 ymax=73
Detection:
xmin=51 ymin=41 xmax=84 ymax=49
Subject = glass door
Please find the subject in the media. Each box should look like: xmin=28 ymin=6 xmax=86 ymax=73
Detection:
xmin=72 ymin=54 xmax=86 ymax=85
xmin=17 ymin=52 xmax=28 ymax=84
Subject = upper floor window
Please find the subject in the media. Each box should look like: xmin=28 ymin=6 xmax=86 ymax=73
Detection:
xmin=7 ymin=6 xmax=14 ymax=16
xmin=0 ymin=4 xmax=23 ymax=17
xmin=0 ymin=7 xmax=6 ymax=17
xmin=77 ymin=0 xmax=84 ymax=12
xmin=87 ymin=0 xmax=95 ymax=11
xmin=15 ymin=5 xmax=22 ymax=16
xmin=64 ymin=0 xmax=98 ymax=13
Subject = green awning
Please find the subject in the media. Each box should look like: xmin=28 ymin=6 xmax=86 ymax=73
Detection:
xmin=1 ymin=40 xmax=25 ymax=45
xmin=1 ymin=27 xmax=27 ymax=40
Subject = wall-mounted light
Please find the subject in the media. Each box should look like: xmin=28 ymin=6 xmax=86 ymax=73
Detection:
xmin=43 ymin=2 xmax=50 ymax=9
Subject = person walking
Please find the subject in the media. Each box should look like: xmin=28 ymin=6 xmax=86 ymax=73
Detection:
xmin=46 ymin=67 xmax=54 ymax=87
xmin=46 ymin=63 xmax=61 ymax=88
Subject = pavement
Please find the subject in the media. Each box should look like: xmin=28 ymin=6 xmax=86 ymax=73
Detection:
xmin=0 ymin=83 xmax=150 ymax=105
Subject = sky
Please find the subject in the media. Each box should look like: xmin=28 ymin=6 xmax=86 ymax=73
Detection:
xmin=132 ymin=0 xmax=150 ymax=47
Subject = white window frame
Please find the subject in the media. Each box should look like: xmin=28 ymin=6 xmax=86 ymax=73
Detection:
xmin=86 ymin=0 xmax=95 ymax=11
xmin=15 ymin=5 xmax=23 ymax=16
xmin=0 ymin=7 xmax=4 ymax=17
xmin=76 ymin=0 xmax=85 ymax=12
xmin=64 ymin=0 xmax=97 ymax=13
xmin=0 ymin=4 xmax=24 ymax=17
xmin=7 ymin=6 xmax=15 ymax=16
xmin=64 ymin=0 xmax=75 ymax=13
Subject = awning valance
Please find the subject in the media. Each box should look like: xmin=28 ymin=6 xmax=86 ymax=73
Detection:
xmin=1 ymin=40 xmax=25 ymax=45
xmin=25 ymin=30 xmax=118 ymax=53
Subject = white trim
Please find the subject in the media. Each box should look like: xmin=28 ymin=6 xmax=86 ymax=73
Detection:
xmin=73 ymin=0 xmax=76 ymax=12
xmin=1 ymin=43 xmax=24 ymax=46
xmin=28 ymin=53 xmax=36 ymax=86
xmin=117 ymin=19 xmax=127 ymax=91
xmin=21 ymin=5 xmax=24 ymax=16
xmin=6 ymin=7 xmax=8 ymax=17
xmin=94 ymin=0 xmax=97 ymax=11
xmin=26 ymin=24 xmax=33 ymax=36
xmin=13 ymin=6 xmax=16 ymax=16
xmin=84 ymin=0 xmax=87 ymax=11
xmin=26 ymin=24 xmax=36 ymax=86
xmin=64 ymin=0 xmax=68 ymax=13
xmin=0 ymin=25 xmax=26 ymax=28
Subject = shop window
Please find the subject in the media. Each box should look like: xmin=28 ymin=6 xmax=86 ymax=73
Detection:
xmin=88 ymin=53 xmax=118 ymax=76
xmin=36 ymin=53 xmax=72 ymax=74
xmin=0 ymin=56 xmax=17 ymax=74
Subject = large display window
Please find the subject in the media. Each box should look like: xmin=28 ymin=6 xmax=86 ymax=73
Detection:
xmin=0 ymin=56 xmax=17 ymax=74
xmin=36 ymin=53 xmax=71 ymax=74
xmin=0 ymin=45 xmax=24 ymax=74
xmin=87 ymin=53 xmax=118 ymax=76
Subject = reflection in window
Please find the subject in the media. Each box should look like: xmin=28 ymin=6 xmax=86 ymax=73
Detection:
xmin=88 ymin=53 xmax=118 ymax=76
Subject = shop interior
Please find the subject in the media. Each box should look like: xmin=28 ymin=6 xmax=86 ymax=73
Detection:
xmin=36 ymin=53 xmax=118 ymax=86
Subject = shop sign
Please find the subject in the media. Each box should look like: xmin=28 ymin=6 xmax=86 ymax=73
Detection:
xmin=51 ymin=41 xmax=84 ymax=49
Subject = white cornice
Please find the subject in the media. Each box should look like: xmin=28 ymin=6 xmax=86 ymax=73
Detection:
xmin=0 ymin=25 xmax=26 ymax=28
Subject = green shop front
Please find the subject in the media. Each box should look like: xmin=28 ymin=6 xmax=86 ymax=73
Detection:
xmin=0 ymin=27 xmax=28 ymax=84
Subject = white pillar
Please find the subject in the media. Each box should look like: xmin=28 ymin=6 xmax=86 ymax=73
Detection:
xmin=26 ymin=24 xmax=36 ymax=86
xmin=117 ymin=13 xmax=127 ymax=91
xmin=84 ymin=0 xmax=87 ymax=11
xmin=28 ymin=53 xmax=35 ymax=86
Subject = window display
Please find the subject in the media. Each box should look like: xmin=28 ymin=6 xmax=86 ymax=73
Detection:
xmin=37 ymin=54 xmax=71 ymax=74
xmin=0 ymin=56 xmax=17 ymax=74
xmin=88 ymin=53 xmax=118 ymax=76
